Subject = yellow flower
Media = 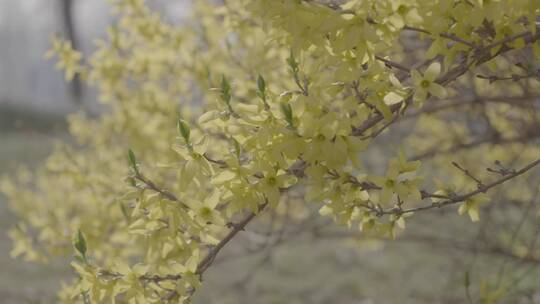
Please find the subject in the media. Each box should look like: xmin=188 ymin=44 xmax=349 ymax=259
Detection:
xmin=373 ymin=151 xmax=422 ymax=205
xmin=387 ymin=1 xmax=422 ymax=29
xmin=257 ymin=170 xmax=296 ymax=207
xmin=411 ymin=62 xmax=447 ymax=105
xmin=458 ymin=193 xmax=490 ymax=222
xmin=184 ymin=190 xmax=225 ymax=227
xmin=173 ymin=136 xmax=214 ymax=190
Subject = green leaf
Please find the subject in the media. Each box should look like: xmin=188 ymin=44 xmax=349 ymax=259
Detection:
xmin=220 ymin=74 xmax=231 ymax=104
xmin=178 ymin=119 xmax=191 ymax=143
xmin=280 ymin=102 xmax=294 ymax=127
xmin=287 ymin=50 xmax=299 ymax=75
xmin=73 ymin=229 xmax=87 ymax=261
xmin=257 ymin=74 xmax=268 ymax=107
xmin=257 ymin=74 xmax=266 ymax=96
xmin=128 ymin=149 xmax=138 ymax=174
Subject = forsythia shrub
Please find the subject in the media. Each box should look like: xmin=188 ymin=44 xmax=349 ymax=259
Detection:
xmin=2 ymin=0 xmax=540 ymax=303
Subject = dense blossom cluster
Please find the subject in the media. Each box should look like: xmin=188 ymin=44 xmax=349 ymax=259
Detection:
xmin=2 ymin=0 xmax=540 ymax=303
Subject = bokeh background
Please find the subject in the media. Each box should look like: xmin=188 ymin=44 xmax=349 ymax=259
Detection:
xmin=1 ymin=1 xmax=540 ymax=304
xmin=0 ymin=1 xmax=189 ymax=302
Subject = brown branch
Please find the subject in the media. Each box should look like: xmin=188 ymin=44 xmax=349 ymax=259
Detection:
xmin=139 ymin=274 xmax=182 ymax=283
xmin=133 ymin=172 xmax=187 ymax=208
xmin=412 ymin=132 xmax=536 ymax=161
xmin=452 ymin=161 xmax=485 ymax=189
xmin=59 ymin=0 xmax=83 ymax=105
xmin=141 ymin=201 xmax=268 ymax=302
xmin=477 ymin=72 xmax=540 ymax=83
xmin=403 ymin=25 xmax=478 ymax=49
xmin=483 ymin=30 xmax=535 ymax=50
xmin=380 ymin=157 xmax=540 ymax=216
xmin=203 ymin=153 xmax=228 ymax=167
xmin=352 ymin=28 xmax=540 ymax=137
xmin=196 ymin=202 xmax=268 ymax=276
xmin=359 ymin=112 xmax=400 ymax=139
xmin=375 ymin=55 xmax=411 ymax=73
xmin=402 ymin=95 xmax=540 ymax=120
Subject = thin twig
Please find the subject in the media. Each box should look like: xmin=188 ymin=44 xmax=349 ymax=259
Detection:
xmin=375 ymin=55 xmax=411 ymax=73
xmin=352 ymin=29 xmax=540 ymax=137
xmin=404 ymin=25 xmax=478 ymax=49
xmin=134 ymin=172 xmax=188 ymax=208
xmin=452 ymin=161 xmax=485 ymax=190
xmin=379 ymin=157 xmax=540 ymax=216
xmin=196 ymin=202 xmax=268 ymax=275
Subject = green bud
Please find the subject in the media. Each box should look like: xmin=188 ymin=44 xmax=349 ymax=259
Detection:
xmin=177 ymin=119 xmax=191 ymax=143
xmin=220 ymin=75 xmax=231 ymax=104
xmin=287 ymin=50 xmax=299 ymax=75
xmin=280 ymin=102 xmax=294 ymax=128
xmin=128 ymin=149 xmax=138 ymax=174
xmin=73 ymin=229 xmax=87 ymax=261
xmin=257 ymin=74 xmax=266 ymax=96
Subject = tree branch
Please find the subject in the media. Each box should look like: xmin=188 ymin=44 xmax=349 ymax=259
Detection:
xmin=381 ymin=157 xmax=540 ymax=216
xmin=196 ymin=202 xmax=268 ymax=276
xmin=352 ymin=28 xmax=540 ymax=137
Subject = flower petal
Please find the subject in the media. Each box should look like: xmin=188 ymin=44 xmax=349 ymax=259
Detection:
xmin=428 ymin=83 xmax=447 ymax=98
xmin=384 ymin=91 xmax=404 ymax=105
xmin=411 ymin=70 xmax=423 ymax=84
xmin=424 ymin=62 xmax=441 ymax=81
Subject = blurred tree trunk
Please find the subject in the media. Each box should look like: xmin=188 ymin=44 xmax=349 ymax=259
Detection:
xmin=59 ymin=0 xmax=83 ymax=105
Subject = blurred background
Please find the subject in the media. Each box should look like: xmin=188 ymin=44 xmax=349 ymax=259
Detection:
xmin=1 ymin=1 xmax=540 ymax=304
xmin=0 ymin=1 xmax=189 ymax=302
